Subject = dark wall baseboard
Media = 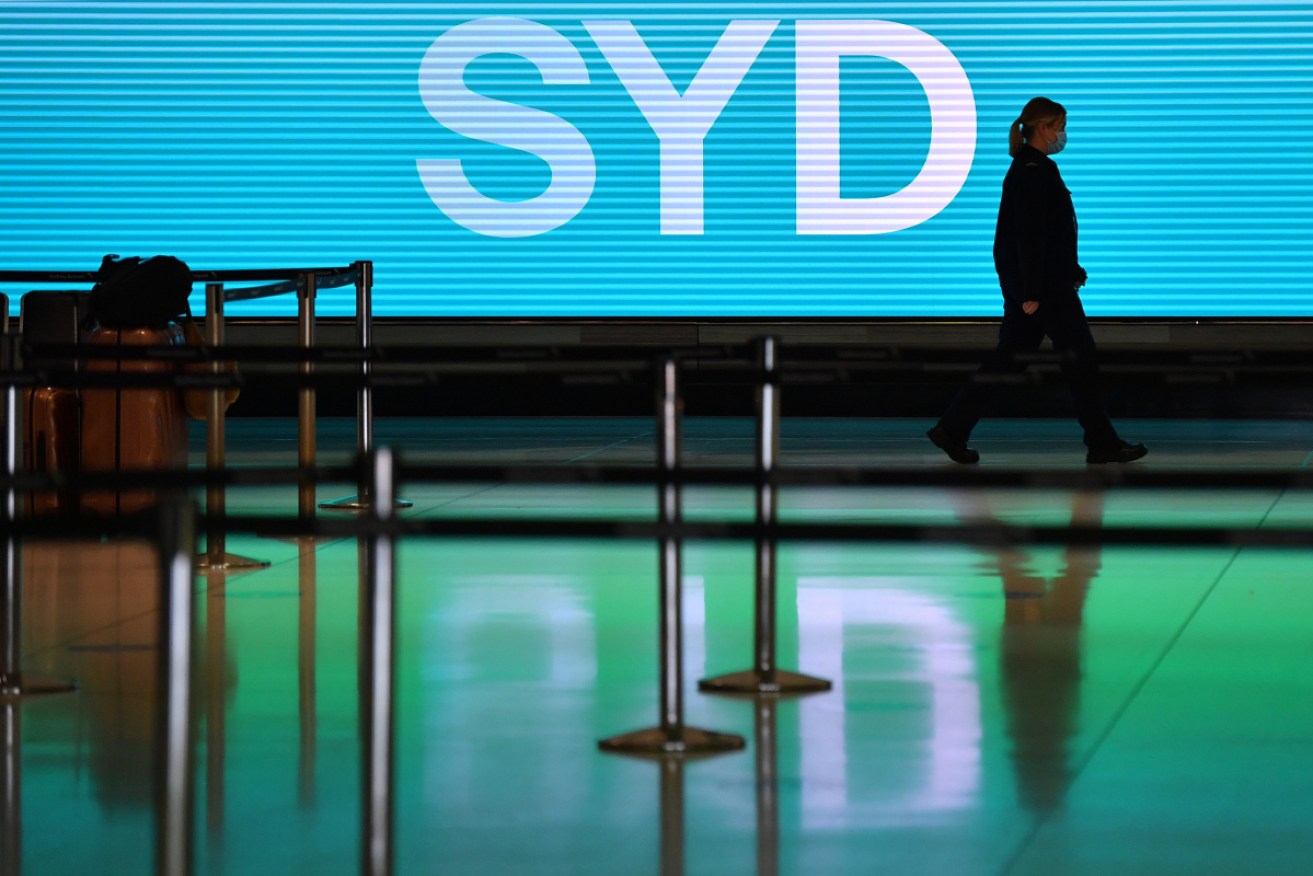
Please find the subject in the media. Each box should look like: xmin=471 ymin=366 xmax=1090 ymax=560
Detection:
xmin=220 ymin=318 xmax=1313 ymax=419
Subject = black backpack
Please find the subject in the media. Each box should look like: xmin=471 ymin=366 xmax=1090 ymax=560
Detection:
xmin=90 ymin=254 xmax=194 ymax=328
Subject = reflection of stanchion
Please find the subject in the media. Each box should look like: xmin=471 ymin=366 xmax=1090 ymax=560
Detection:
xmin=2 ymin=698 xmax=20 ymax=876
xmin=0 ymin=323 xmax=74 ymax=699
xmin=701 ymin=337 xmax=830 ymax=696
xmin=658 ymin=757 xmax=685 ymax=876
xmin=299 ymin=543 xmax=317 ymax=807
xmin=753 ymin=697 xmax=780 ymax=876
xmin=197 ymin=280 xmax=269 ymax=572
xmin=203 ymin=570 xmax=228 ymax=857
xmin=601 ymin=358 xmax=745 ymax=756
xmin=321 ymin=261 xmax=411 ymax=514
xmin=154 ymin=499 xmax=197 ymax=876
xmin=359 ymin=448 xmax=397 ymax=876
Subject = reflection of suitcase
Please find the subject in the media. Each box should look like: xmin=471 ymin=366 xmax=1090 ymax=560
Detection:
xmin=25 ymin=387 xmax=81 ymax=515
xmin=19 ymin=291 xmax=91 ymax=515
xmin=80 ymin=326 xmax=188 ymax=515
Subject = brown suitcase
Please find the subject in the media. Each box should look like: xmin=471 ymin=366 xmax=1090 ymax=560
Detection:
xmin=80 ymin=326 xmax=189 ymax=515
xmin=19 ymin=290 xmax=91 ymax=515
xmin=24 ymin=387 xmax=81 ymax=515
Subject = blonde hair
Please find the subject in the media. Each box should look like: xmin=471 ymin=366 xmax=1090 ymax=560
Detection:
xmin=1009 ymin=96 xmax=1066 ymax=156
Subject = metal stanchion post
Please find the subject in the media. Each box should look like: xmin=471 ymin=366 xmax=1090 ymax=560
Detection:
xmin=1 ymin=321 xmax=20 ymax=694
xmin=0 ymin=322 xmax=72 ymax=700
xmin=197 ymin=282 xmax=268 ymax=571
xmin=359 ymin=448 xmax=397 ymax=876
xmin=358 ymin=261 xmax=373 ymax=482
xmin=0 ymin=300 xmax=14 ymax=872
xmin=298 ymin=273 xmax=317 ymax=521
xmin=700 ymin=337 xmax=831 ymax=696
xmin=321 ymin=261 xmax=410 ymax=513
xmin=599 ymin=358 xmax=744 ymax=757
xmin=1 ymin=326 xmax=19 ymax=695
xmin=155 ymin=499 xmax=197 ymax=876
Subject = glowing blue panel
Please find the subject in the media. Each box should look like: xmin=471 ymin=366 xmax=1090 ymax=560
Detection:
xmin=1 ymin=2 xmax=1309 ymax=316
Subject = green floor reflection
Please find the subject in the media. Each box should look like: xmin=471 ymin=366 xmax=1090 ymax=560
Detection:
xmin=12 ymin=418 xmax=1313 ymax=875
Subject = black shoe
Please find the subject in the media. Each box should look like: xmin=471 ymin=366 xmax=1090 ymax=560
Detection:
xmin=1086 ymin=441 xmax=1148 ymax=464
xmin=927 ymin=425 xmax=979 ymax=464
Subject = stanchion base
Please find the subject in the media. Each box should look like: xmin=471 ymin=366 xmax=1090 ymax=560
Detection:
xmin=0 ymin=675 xmax=76 ymax=700
xmin=196 ymin=552 xmax=271 ymax=572
xmin=698 ymin=668 xmax=832 ymax=696
xmin=599 ymin=725 xmax=745 ymax=758
xmin=318 ymin=496 xmax=413 ymax=512
xmin=271 ymin=534 xmax=339 ymax=545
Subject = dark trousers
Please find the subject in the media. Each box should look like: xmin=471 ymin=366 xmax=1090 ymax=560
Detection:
xmin=937 ymin=297 xmax=1120 ymax=449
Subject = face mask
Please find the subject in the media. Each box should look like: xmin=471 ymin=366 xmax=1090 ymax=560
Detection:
xmin=1050 ymin=130 xmax=1068 ymax=154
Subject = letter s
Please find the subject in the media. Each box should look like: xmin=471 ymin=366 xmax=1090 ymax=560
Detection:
xmin=417 ymin=18 xmax=594 ymax=238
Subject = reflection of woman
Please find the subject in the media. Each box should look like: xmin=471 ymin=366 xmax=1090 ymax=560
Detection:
xmin=928 ymin=97 xmax=1146 ymax=465
xmin=954 ymin=489 xmax=1104 ymax=814
xmin=996 ymin=492 xmax=1103 ymax=814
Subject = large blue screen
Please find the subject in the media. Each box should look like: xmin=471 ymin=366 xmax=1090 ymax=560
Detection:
xmin=2 ymin=2 xmax=1309 ymax=317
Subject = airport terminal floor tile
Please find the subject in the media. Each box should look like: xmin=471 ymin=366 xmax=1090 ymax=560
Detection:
xmin=9 ymin=418 xmax=1313 ymax=875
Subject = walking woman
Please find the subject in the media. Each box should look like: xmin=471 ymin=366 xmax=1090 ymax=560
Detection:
xmin=928 ymin=97 xmax=1147 ymax=465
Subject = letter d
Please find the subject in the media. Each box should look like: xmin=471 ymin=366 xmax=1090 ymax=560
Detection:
xmin=796 ymin=20 xmax=976 ymax=234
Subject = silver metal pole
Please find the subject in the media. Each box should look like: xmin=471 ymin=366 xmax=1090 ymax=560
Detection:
xmin=155 ymin=499 xmax=196 ymax=876
xmin=599 ymin=358 xmax=744 ymax=757
xmin=700 ymin=336 xmax=831 ymax=696
xmin=0 ymin=303 xmax=14 ymax=870
xmin=357 ymin=261 xmax=373 ymax=466
xmin=361 ymin=448 xmax=395 ymax=876
xmin=657 ymin=358 xmax=683 ymax=734
xmin=321 ymin=262 xmax=408 ymax=512
xmin=1 ymin=318 xmax=19 ymax=692
xmin=197 ymin=283 xmax=267 ymax=572
xmin=0 ymin=320 xmax=72 ymax=698
xmin=204 ymin=283 xmax=226 ymax=565
xmin=298 ymin=273 xmax=317 ymax=521
xmin=754 ymin=336 xmax=780 ymax=679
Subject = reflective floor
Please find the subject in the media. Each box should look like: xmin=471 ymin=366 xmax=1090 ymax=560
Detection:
xmin=11 ymin=417 xmax=1313 ymax=875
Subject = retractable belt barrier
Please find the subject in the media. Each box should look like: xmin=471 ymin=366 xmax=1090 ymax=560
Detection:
xmin=2 ymin=262 xmax=378 ymax=570
xmin=18 ymin=338 xmax=1313 ymax=375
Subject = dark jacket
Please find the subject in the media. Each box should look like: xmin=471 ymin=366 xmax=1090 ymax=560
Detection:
xmin=993 ymin=143 xmax=1086 ymax=305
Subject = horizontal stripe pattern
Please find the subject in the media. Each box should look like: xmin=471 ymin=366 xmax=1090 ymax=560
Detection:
xmin=1 ymin=2 xmax=1309 ymax=317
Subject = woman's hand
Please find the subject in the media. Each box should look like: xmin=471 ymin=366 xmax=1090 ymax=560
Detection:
xmin=1022 ymin=300 xmax=1040 ymax=315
